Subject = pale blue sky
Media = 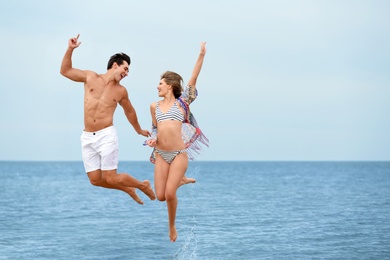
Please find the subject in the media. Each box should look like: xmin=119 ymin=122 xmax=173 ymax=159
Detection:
xmin=0 ymin=0 xmax=389 ymax=161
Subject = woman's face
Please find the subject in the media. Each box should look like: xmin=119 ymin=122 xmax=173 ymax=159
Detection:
xmin=157 ymin=78 xmax=171 ymax=97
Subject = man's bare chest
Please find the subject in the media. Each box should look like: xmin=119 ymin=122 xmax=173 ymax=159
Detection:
xmin=85 ymin=85 xmax=121 ymax=105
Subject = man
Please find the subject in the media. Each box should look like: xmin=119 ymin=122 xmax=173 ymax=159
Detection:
xmin=60 ymin=34 xmax=155 ymax=204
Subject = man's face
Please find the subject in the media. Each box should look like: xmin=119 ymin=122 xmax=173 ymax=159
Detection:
xmin=115 ymin=61 xmax=129 ymax=82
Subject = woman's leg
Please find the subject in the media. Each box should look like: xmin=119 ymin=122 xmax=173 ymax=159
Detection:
xmin=154 ymin=153 xmax=170 ymax=201
xmin=165 ymin=153 xmax=188 ymax=242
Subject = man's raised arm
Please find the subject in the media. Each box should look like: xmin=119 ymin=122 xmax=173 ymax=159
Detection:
xmin=60 ymin=34 xmax=87 ymax=82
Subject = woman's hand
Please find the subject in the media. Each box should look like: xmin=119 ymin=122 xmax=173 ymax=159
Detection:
xmin=146 ymin=139 xmax=157 ymax=147
xmin=200 ymin=42 xmax=206 ymax=56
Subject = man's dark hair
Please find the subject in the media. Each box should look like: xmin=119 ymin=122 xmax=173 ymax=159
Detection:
xmin=107 ymin=52 xmax=131 ymax=70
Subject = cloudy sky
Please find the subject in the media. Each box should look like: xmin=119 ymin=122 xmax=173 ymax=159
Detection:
xmin=1 ymin=0 xmax=389 ymax=161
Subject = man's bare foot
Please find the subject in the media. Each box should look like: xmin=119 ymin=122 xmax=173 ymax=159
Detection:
xmin=126 ymin=187 xmax=144 ymax=205
xmin=180 ymin=176 xmax=196 ymax=187
xmin=169 ymin=226 xmax=177 ymax=242
xmin=140 ymin=180 xmax=156 ymax=200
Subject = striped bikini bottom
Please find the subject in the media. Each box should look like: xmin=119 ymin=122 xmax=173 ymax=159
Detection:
xmin=155 ymin=149 xmax=187 ymax=164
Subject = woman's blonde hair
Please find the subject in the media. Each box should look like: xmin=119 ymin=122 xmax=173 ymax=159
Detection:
xmin=161 ymin=71 xmax=183 ymax=99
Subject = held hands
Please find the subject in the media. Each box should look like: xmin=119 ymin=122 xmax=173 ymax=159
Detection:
xmin=145 ymin=139 xmax=157 ymax=147
xmin=68 ymin=34 xmax=81 ymax=49
xmin=143 ymin=124 xmax=157 ymax=147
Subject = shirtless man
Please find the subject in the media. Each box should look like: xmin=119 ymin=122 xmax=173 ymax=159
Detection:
xmin=60 ymin=34 xmax=155 ymax=204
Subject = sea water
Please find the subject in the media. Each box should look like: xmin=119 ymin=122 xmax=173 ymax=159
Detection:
xmin=0 ymin=161 xmax=389 ymax=259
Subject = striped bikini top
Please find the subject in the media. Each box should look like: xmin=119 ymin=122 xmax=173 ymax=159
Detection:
xmin=155 ymin=101 xmax=184 ymax=123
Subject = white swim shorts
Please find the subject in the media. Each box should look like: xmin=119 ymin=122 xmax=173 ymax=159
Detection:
xmin=80 ymin=126 xmax=119 ymax=173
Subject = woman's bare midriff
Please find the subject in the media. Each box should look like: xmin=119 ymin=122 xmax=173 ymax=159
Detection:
xmin=156 ymin=121 xmax=185 ymax=151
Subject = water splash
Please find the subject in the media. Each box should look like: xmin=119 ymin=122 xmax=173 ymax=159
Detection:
xmin=174 ymin=165 xmax=200 ymax=259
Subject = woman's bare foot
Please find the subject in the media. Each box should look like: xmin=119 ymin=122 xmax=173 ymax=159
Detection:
xmin=169 ymin=225 xmax=177 ymax=242
xmin=126 ymin=187 xmax=144 ymax=205
xmin=180 ymin=176 xmax=196 ymax=187
xmin=140 ymin=180 xmax=156 ymax=200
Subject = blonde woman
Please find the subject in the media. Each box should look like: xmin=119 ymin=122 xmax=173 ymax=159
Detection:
xmin=145 ymin=42 xmax=208 ymax=242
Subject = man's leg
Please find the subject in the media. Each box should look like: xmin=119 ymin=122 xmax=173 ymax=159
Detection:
xmin=102 ymin=169 xmax=156 ymax=203
xmin=87 ymin=169 xmax=155 ymax=204
xmin=85 ymin=126 xmax=155 ymax=203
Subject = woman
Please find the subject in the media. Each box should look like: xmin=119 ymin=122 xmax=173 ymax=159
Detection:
xmin=145 ymin=42 xmax=208 ymax=242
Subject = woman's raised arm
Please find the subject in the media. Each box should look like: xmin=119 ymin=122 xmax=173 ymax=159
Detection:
xmin=187 ymin=42 xmax=207 ymax=88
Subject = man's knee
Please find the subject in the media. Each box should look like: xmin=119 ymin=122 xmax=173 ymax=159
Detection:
xmin=87 ymin=170 xmax=103 ymax=186
xmin=89 ymin=178 xmax=101 ymax=187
